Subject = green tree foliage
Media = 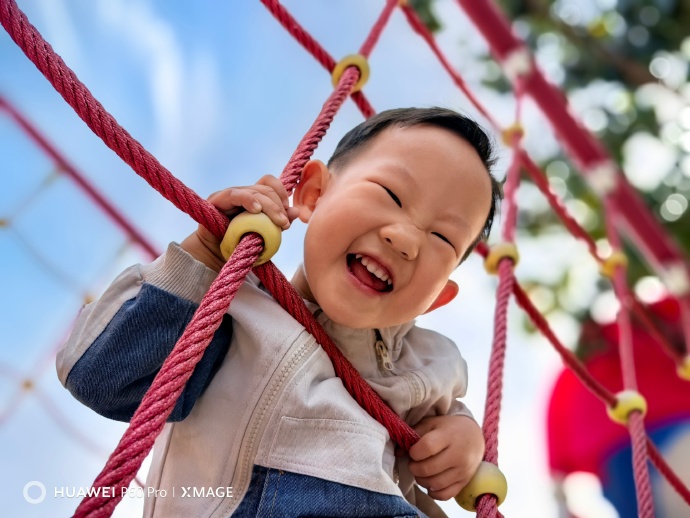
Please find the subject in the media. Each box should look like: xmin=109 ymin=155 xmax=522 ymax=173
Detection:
xmin=415 ymin=0 xmax=690 ymax=356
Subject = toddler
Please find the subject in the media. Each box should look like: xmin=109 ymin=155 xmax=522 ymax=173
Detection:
xmin=58 ymin=107 xmax=502 ymax=517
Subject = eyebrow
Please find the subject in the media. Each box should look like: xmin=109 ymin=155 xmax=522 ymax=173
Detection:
xmin=385 ymin=162 xmax=418 ymax=191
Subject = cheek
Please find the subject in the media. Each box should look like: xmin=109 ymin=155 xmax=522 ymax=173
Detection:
xmin=302 ymin=217 xmax=340 ymax=283
xmin=412 ymin=263 xmax=454 ymax=302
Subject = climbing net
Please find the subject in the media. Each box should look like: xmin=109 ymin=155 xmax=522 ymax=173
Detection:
xmin=2 ymin=0 xmax=690 ymax=517
xmin=0 ymin=97 xmax=155 ymax=490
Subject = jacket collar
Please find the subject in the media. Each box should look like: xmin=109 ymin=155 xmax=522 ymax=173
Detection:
xmin=303 ymin=300 xmax=415 ymax=364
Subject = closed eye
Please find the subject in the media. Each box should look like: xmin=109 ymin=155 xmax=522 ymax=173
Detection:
xmin=383 ymin=186 xmax=402 ymax=207
xmin=432 ymin=232 xmax=454 ymax=249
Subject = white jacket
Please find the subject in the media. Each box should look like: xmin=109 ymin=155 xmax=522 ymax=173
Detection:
xmin=57 ymin=243 xmax=472 ymax=517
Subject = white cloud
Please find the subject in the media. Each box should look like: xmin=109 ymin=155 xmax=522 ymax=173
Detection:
xmin=95 ymin=0 xmax=220 ymax=172
xmin=36 ymin=0 xmax=83 ymax=70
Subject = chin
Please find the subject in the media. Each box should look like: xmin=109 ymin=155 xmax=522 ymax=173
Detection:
xmin=316 ymin=302 xmax=374 ymax=329
xmin=324 ymin=311 xmax=373 ymax=329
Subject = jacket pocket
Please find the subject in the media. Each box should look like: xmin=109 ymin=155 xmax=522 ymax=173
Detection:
xmin=264 ymin=416 xmax=399 ymax=495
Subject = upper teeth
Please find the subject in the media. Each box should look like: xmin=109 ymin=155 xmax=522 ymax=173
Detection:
xmin=356 ymin=254 xmax=392 ymax=285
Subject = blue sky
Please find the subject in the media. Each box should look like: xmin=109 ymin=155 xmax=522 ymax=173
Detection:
xmin=0 ymin=1 xmax=631 ymax=516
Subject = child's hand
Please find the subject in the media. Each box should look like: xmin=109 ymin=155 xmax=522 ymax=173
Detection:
xmin=407 ymin=414 xmax=485 ymax=501
xmin=181 ymin=175 xmax=300 ymax=271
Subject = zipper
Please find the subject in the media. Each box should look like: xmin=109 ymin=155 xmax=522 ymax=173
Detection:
xmin=374 ymin=329 xmax=394 ymax=375
xmin=212 ymin=337 xmax=317 ymax=517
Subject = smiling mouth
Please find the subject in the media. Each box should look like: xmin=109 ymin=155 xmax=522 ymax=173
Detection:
xmin=347 ymin=254 xmax=393 ymax=293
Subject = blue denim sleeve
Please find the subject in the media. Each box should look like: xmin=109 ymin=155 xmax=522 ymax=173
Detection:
xmin=65 ymin=283 xmax=232 ymax=422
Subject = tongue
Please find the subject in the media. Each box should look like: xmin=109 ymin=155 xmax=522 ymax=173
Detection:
xmin=351 ymin=259 xmax=388 ymax=292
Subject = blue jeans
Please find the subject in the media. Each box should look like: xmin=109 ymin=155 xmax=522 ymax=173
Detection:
xmin=232 ymin=465 xmax=426 ymax=517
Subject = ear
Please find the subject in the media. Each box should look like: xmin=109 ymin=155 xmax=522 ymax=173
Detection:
xmin=293 ymin=160 xmax=331 ymax=223
xmin=423 ymin=280 xmax=459 ymax=314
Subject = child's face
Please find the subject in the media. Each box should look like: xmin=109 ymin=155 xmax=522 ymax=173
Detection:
xmin=294 ymin=124 xmax=492 ymax=329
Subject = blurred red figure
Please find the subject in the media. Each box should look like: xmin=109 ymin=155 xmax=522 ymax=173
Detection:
xmin=547 ymin=297 xmax=690 ymax=517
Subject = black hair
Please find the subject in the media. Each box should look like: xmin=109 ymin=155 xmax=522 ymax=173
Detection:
xmin=327 ymin=107 xmax=502 ymax=263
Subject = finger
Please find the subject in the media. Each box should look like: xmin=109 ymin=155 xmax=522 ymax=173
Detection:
xmin=257 ymin=175 xmax=290 ymax=209
xmin=208 ymin=188 xmax=263 ymax=214
xmin=409 ymin=428 xmax=449 ymax=462
xmin=413 ymin=415 xmax=442 ymax=437
xmin=426 ymin=480 xmax=465 ymax=502
xmin=246 ymin=183 xmax=293 ymax=221
xmin=252 ymin=193 xmax=291 ymax=230
xmin=209 ymin=187 xmax=291 ymax=230
xmin=408 ymin=446 xmax=452 ymax=478
xmin=414 ymin=466 xmax=464 ymax=495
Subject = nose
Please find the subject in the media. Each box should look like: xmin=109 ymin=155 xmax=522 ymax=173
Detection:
xmin=380 ymin=223 xmax=421 ymax=260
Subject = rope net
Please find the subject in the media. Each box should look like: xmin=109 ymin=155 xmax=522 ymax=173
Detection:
xmin=0 ymin=98 xmax=152 ymax=492
xmin=1 ymin=0 xmax=689 ymax=516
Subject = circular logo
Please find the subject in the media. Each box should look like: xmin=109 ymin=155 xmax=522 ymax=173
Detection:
xmin=23 ymin=481 xmax=46 ymax=504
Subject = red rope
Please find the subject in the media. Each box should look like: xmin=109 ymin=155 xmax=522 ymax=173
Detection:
xmin=75 ymin=236 xmax=263 ymax=516
xmin=477 ymin=495 xmax=501 ymax=518
xmin=481 ymin=261 xmax=514 ymax=466
xmin=0 ymin=0 xmax=229 ymax=240
xmin=604 ymin=200 xmax=654 ymax=517
xmin=519 ymin=151 xmax=600 ymax=260
xmin=481 ymin=143 xmax=522 ymax=464
xmin=256 ymin=67 xmax=420 ymax=452
xmin=260 ymin=0 xmax=336 ymax=72
xmin=254 ymin=263 xmax=420 ymax=451
xmin=399 ymin=4 xmax=500 ymax=128
xmin=477 ymin=98 xmax=524 ymax=516
xmin=0 ymin=96 xmax=159 ymax=261
xmin=484 ymin=245 xmax=690 ymax=508
xmin=277 ymin=67 xmax=359 ymax=192
xmin=605 ymin=203 xmax=639 ymax=391
xmin=507 ymin=273 xmax=617 ymax=406
xmin=260 ymin=0 xmax=375 ymax=118
xmin=521 ymin=150 xmax=687 ymax=365
xmin=629 ymin=297 xmax=686 ymax=364
xmin=647 ymin=437 xmax=690 ymax=506
xmin=629 ymin=412 xmax=655 ymax=518
xmin=75 ymin=55 xmax=417 ymax=518
xmin=358 ymin=0 xmax=397 ymax=58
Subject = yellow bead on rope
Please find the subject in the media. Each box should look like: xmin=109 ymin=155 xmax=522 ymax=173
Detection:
xmin=501 ymin=123 xmax=525 ymax=146
xmin=677 ymin=356 xmax=690 ymax=381
xmin=455 ymin=461 xmax=508 ymax=511
xmin=484 ymin=242 xmax=519 ymax=275
xmin=331 ymin=54 xmax=370 ymax=93
xmin=220 ymin=212 xmax=282 ymax=266
xmin=607 ymin=390 xmax=647 ymax=425
xmin=600 ymin=250 xmax=628 ymax=279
